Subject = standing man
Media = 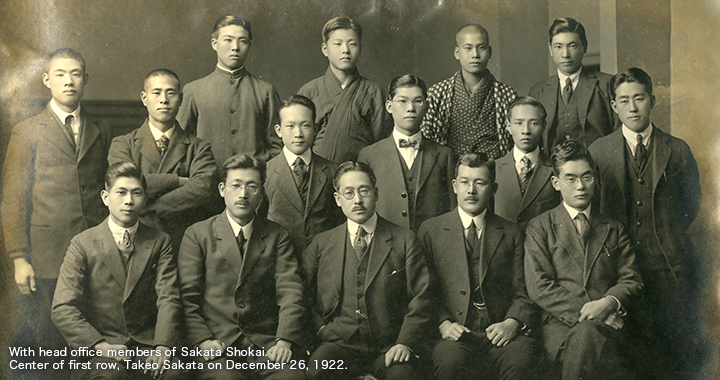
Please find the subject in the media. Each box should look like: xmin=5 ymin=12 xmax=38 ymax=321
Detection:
xmin=422 ymin=23 xmax=517 ymax=159
xmin=302 ymin=162 xmax=435 ymax=380
xmin=1 ymin=48 xmax=112 ymax=353
xmin=109 ymin=69 xmax=218 ymax=249
xmin=529 ymin=17 xmax=619 ymax=150
xmin=588 ymin=68 xmax=702 ymax=379
xmin=419 ymin=153 xmax=538 ymax=380
xmin=178 ymin=154 xmax=306 ymax=380
xmin=177 ymin=15 xmax=282 ymax=166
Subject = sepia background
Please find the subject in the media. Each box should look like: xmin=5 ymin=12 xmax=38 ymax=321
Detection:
xmin=0 ymin=0 xmax=718 ymax=378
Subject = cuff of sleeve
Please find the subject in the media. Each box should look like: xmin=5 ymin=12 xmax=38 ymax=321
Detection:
xmin=605 ymin=295 xmax=626 ymax=316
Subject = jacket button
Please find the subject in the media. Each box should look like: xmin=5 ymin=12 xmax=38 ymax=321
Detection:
xmin=457 ymin=310 xmax=463 ymax=315
xmin=636 ymin=221 xmax=642 ymax=227
xmin=334 ymin=295 xmax=339 ymax=301
xmin=401 ymin=211 xmax=407 ymax=217
xmin=230 ymin=109 xmax=236 ymax=114
xmin=238 ymin=302 xmax=245 ymax=309
xmin=460 ymin=290 xmax=466 ymax=296
xmin=401 ymin=193 xmax=407 ymax=198
xmin=517 ymin=216 xmax=524 ymax=223
xmin=636 ymin=201 xmax=643 ymax=206
xmin=638 ymin=178 xmax=645 ymax=184
xmin=231 ymin=129 xmax=237 ymax=135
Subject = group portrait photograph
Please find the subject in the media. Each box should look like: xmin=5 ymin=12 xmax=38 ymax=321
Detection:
xmin=0 ymin=0 xmax=719 ymax=379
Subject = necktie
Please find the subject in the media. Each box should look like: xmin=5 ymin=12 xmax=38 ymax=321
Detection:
xmin=466 ymin=220 xmax=479 ymax=253
xmin=635 ymin=134 xmax=646 ymax=167
xmin=291 ymin=157 xmax=309 ymax=204
xmin=65 ymin=115 xmax=77 ymax=150
xmin=354 ymin=227 xmax=368 ymax=261
xmin=157 ymin=135 xmax=170 ymax=156
xmin=574 ymin=213 xmax=590 ymax=246
xmin=520 ymin=155 xmax=534 ymax=194
xmin=119 ymin=229 xmax=133 ymax=270
xmin=562 ymin=77 xmax=573 ymax=106
xmin=398 ymin=139 xmax=418 ymax=148
xmin=236 ymin=230 xmax=246 ymax=260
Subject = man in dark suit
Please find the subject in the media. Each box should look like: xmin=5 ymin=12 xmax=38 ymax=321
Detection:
xmin=265 ymin=95 xmax=344 ymax=254
xmin=529 ymin=18 xmax=619 ymax=150
xmin=178 ymin=154 xmax=305 ymax=380
xmin=419 ymin=153 xmax=538 ymax=380
xmin=525 ymin=139 xmax=643 ymax=380
xmin=588 ymin=68 xmax=703 ymax=379
xmin=109 ymin=69 xmax=218 ymax=249
xmin=52 ymin=162 xmax=185 ymax=380
xmin=1 ymin=48 xmax=112 ymax=353
xmin=302 ymin=161 xmax=435 ymax=380
xmin=359 ymin=74 xmax=455 ymax=232
xmin=495 ymin=97 xmax=560 ymax=229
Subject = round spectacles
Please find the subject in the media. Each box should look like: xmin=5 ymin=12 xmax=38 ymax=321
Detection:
xmin=339 ymin=188 xmax=373 ymax=200
xmin=456 ymin=179 xmax=490 ymax=190
xmin=228 ymin=183 xmax=260 ymax=195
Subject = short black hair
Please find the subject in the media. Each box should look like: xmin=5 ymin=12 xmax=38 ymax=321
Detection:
xmin=507 ymin=96 xmax=547 ymax=123
xmin=333 ymin=161 xmax=376 ymax=191
xmin=551 ymin=138 xmax=594 ymax=176
xmin=144 ymin=68 xmax=181 ymax=89
xmin=277 ymin=95 xmax=317 ymax=127
xmin=455 ymin=23 xmax=489 ymax=46
xmin=610 ymin=67 xmax=654 ymax=100
xmin=322 ymin=16 xmax=362 ymax=44
xmin=549 ymin=17 xmax=588 ymax=51
xmin=388 ymin=74 xmax=427 ymax=99
xmin=212 ymin=15 xmax=252 ymax=40
xmin=105 ymin=162 xmax=146 ymax=190
xmin=221 ymin=154 xmax=266 ymax=184
xmin=45 ymin=48 xmax=86 ymax=74
xmin=455 ymin=153 xmax=496 ymax=183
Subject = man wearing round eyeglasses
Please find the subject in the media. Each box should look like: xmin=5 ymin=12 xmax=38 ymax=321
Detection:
xmin=524 ymin=139 xmax=642 ymax=380
xmin=178 ymin=154 xmax=306 ymax=380
xmin=301 ymin=161 xmax=434 ymax=380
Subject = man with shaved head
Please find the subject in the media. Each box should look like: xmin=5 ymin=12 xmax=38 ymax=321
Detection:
xmin=109 ymin=68 xmax=218 ymax=249
xmin=422 ymin=23 xmax=517 ymax=159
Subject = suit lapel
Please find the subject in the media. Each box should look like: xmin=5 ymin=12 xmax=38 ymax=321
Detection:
xmin=478 ymin=214 xmax=502 ymax=286
xmin=444 ymin=212 xmax=471 ymax=287
xmin=77 ymin=109 xmax=100 ymax=162
xmin=137 ymin=120 xmax=162 ymax=171
xmin=365 ymin=218 xmax=393 ymax=287
xmin=158 ymin=123 xmax=190 ymax=173
xmin=214 ymin=215 xmax=244 ymax=277
xmin=542 ymin=77 xmax=559 ymax=148
xmin=273 ymin=156 xmax=305 ymax=214
xmin=239 ymin=218 xmax=267 ymax=285
xmin=651 ymin=127 xmax=671 ymax=190
xmin=40 ymin=106 xmax=76 ymax=160
xmin=551 ymin=206 xmax=585 ymax=269
xmin=496 ymin=153 xmax=523 ymax=208
xmin=305 ymin=156 xmax=330 ymax=219
xmin=416 ymin=140 xmax=438 ymax=192
xmin=606 ymin=130 xmax=628 ymax=197
xmin=328 ymin=224 xmax=347 ymax=295
xmin=95 ymin=221 xmax=127 ymax=288
xmin=519 ymin=152 xmax=553 ymax=212
xmin=576 ymin=69 xmax=597 ymax=129
xmin=124 ymin=224 xmax=155 ymax=301
xmin=583 ymin=214 xmax=610 ymax=286
xmin=380 ymin=138 xmax=407 ymax=189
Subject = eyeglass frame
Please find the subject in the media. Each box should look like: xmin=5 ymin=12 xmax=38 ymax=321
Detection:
xmin=337 ymin=187 xmax=374 ymax=200
xmin=553 ymin=174 xmax=595 ymax=186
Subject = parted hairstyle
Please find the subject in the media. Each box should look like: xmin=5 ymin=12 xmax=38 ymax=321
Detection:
xmin=277 ymin=94 xmax=317 ymax=127
xmin=105 ymin=162 xmax=147 ymax=191
xmin=45 ymin=48 xmax=86 ymax=74
xmin=455 ymin=23 xmax=489 ymax=46
xmin=610 ymin=67 xmax=654 ymax=100
xmin=333 ymin=161 xmax=376 ymax=191
xmin=506 ymin=96 xmax=547 ymax=124
xmin=212 ymin=15 xmax=253 ymax=40
xmin=322 ymin=16 xmax=362 ymax=44
xmin=551 ymin=138 xmax=595 ymax=176
xmin=548 ymin=17 xmax=588 ymax=51
xmin=455 ymin=153 xmax=496 ymax=183
xmin=388 ymin=74 xmax=428 ymax=99
xmin=222 ymin=154 xmax=266 ymax=184
xmin=144 ymin=68 xmax=181 ymax=88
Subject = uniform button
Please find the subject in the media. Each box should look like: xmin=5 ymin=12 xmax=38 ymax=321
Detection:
xmin=460 ymin=290 xmax=466 ymax=296
xmin=82 ymin=211 xmax=87 ymax=216
xmin=402 ymin=211 xmax=407 ymax=217
xmin=401 ymin=193 xmax=407 ymax=198
xmin=230 ymin=109 xmax=236 ymax=114
xmin=238 ymin=302 xmax=245 ymax=309
xmin=638 ymin=178 xmax=645 ymax=184
xmin=334 ymin=295 xmax=339 ymax=301
xmin=518 ymin=216 xmax=524 ymax=223
xmin=636 ymin=240 xmax=642 ymax=246
xmin=408 ymin=177 xmax=413 ymax=182
xmin=637 ymin=201 xmax=643 ymax=206
xmin=230 ymin=80 xmax=235 ymax=85
xmin=231 ymin=129 xmax=237 ymax=135
xmin=408 ymin=189 xmax=414 ymax=195
xmin=636 ymin=222 xmax=642 ymax=227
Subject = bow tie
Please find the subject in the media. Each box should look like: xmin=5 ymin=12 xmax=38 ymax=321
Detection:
xmin=399 ymin=139 xmax=419 ymax=148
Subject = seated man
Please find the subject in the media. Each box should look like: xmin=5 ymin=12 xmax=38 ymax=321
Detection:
xmin=52 ymin=162 xmax=185 ymax=380
xmin=419 ymin=153 xmax=538 ymax=380
xmin=524 ymin=139 xmax=643 ymax=380
xmin=178 ymin=154 xmax=305 ymax=380
xmin=495 ymin=96 xmax=560 ymax=229
xmin=302 ymin=161 xmax=435 ymax=380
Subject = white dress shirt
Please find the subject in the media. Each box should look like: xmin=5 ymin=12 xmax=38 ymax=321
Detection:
xmin=348 ymin=213 xmax=378 ymax=249
xmin=50 ymin=98 xmax=81 ymax=144
xmin=108 ymin=217 xmax=139 ymax=248
xmin=621 ymin=123 xmax=653 ymax=156
xmin=392 ymin=129 xmax=422 ymax=168
xmin=226 ymin=210 xmax=254 ymax=252
xmin=282 ymin=146 xmax=313 ymax=168
xmin=148 ymin=120 xmax=175 ymax=142
xmin=458 ymin=207 xmax=486 ymax=240
xmin=558 ymin=67 xmax=582 ymax=97
xmin=513 ymin=146 xmax=540 ymax=175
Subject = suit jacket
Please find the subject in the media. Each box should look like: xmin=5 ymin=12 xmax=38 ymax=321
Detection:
xmin=51 ymin=219 xmax=181 ymax=349
xmin=529 ymin=68 xmax=619 ymax=149
xmin=108 ymin=120 xmax=218 ymax=244
xmin=178 ymin=213 xmax=305 ymax=349
xmin=524 ymin=204 xmax=643 ymax=357
xmin=357 ymin=137 xmax=456 ymax=232
xmin=495 ymin=150 xmax=560 ymax=229
xmin=588 ymin=127 xmax=701 ymax=273
xmin=1 ymin=103 xmax=111 ymax=278
xmin=418 ymin=210 xmax=537 ymax=330
xmin=301 ymin=216 xmax=435 ymax=352
xmin=265 ymin=153 xmax=344 ymax=254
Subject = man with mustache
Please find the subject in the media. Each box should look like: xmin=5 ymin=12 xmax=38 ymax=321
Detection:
xmin=421 ymin=23 xmax=517 ymax=160
xmin=301 ymin=161 xmax=435 ymax=379
xmin=108 ymin=69 xmax=218 ymax=250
